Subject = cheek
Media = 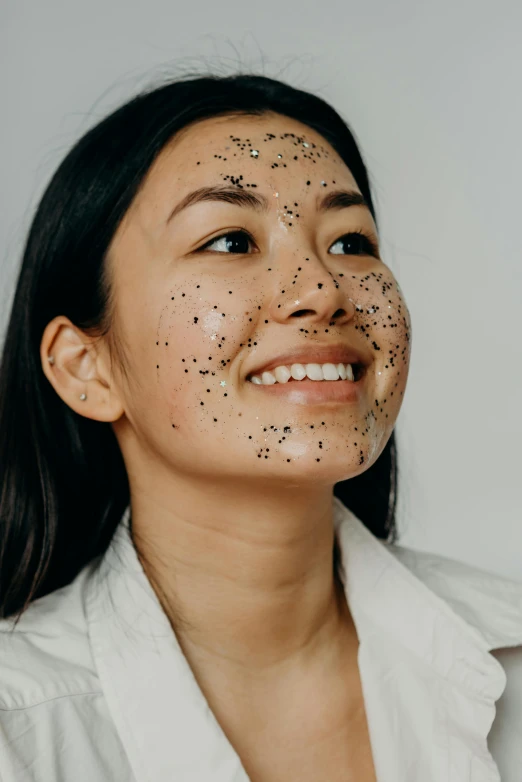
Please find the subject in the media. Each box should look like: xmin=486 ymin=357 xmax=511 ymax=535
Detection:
xmin=141 ymin=261 xmax=411 ymax=471
xmin=354 ymin=269 xmax=411 ymax=360
xmin=349 ymin=268 xmax=411 ymax=414
xmin=151 ymin=279 xmax=258 ymax=403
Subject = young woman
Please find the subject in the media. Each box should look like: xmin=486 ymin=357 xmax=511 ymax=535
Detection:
xmin=0 ymin=73 xmax=520 ymax=782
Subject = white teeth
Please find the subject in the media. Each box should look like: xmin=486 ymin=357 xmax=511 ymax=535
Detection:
xmin=250 ymin=362 xmax=357 ymax=385
xmin=305 ymin=363 xmax=324 ymax=381
xmin=321 ymin=363 xmax=339 ymax=381
xmin=290 ymin=363 xmax=307 ymax=381
xmin=274 ymin=365 xmax=292 ymax=383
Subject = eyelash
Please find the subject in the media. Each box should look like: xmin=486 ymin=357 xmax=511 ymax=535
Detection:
xmin=197 ymin=228 xmax=380 ymax=258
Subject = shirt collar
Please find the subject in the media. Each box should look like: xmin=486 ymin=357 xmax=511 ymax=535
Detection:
xmin=332 ymin=496 xmax=522 ymax=780
xmin=332 ymin=496 xmax=514 ymax=695
xmin=85 ymin=498 xmax=521 ymax=782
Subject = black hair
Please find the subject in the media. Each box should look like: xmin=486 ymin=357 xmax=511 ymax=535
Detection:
xmin=0 ymin=71 xmax=399 ymax=626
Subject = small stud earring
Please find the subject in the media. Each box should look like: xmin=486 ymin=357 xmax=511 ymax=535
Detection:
xmin=47 ymin=355 xmax=86 ymax=400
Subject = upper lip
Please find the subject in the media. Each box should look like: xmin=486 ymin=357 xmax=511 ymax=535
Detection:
xmin=246 ymin=343 xmax=371 ymax=379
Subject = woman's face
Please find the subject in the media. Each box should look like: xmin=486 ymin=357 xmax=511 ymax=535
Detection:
xmin=107 ymin=112 xmax=411 ymax=488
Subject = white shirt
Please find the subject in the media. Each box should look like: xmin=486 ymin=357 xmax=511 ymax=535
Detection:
xmin=1 ymin=497 xmax=521 ymax=781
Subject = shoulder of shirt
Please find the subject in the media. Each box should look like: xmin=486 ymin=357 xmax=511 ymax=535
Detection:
xmin=0 ymin=560 xmax=102 ymax=711
xmin=382 ymin=540 xmax=522 ymax=652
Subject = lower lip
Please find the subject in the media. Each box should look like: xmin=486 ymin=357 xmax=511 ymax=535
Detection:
xmin=246 ymin=370 xmax=367 ymax=405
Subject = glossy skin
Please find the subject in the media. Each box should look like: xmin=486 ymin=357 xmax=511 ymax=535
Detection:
xmin=101 ymin=114 xmax=409 ymax=486
xmin=41 ymin=112 xmax=409 ymax=777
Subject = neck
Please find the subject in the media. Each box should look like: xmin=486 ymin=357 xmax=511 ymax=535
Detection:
xmin=129 ymin=474 xmax=354 ymax=681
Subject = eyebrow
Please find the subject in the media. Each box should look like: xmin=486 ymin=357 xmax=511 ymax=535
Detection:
xmin=166 ymin=185 xmax=370 ymax=223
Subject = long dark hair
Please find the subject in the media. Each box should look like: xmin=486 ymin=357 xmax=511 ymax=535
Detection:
xmin=0 ymin=72 xmax=400 ymax=626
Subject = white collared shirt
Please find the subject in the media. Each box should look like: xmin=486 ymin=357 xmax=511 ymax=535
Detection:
xmin=1 ymin=497 xmax=521 ymax=781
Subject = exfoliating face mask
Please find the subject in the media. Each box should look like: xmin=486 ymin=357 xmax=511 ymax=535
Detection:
xmin=108 ymin=112 xmax=411 ymax=487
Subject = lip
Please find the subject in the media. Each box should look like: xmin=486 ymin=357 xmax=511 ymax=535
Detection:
xmin=246 ymin=365 xmax=368 ymax=406
xmin=245 ymin=343 xmax=371 ymax=381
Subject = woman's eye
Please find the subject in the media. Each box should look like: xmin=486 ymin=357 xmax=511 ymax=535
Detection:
xmin=197 ymin=229 xmax=379 ymax=258
xmin=198 ymin=230 xmax=254 ymax=254
xmin=329 ymin=231 xmax=379 ymax=257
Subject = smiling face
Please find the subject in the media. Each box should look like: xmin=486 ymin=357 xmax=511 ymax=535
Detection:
xmin=107 ymin=111 xmax=411 ymax=489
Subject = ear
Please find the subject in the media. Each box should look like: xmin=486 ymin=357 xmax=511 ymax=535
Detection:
xmin=40 ymin=316 xmax=125 ymax=423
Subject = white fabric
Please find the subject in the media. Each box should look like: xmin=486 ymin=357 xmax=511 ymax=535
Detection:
xmin=0 ymin=496 xmax=521 ymax=781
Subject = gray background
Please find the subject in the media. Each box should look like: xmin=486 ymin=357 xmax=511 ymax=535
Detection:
xmin=1 ymin=0 xmax=520 ymax=578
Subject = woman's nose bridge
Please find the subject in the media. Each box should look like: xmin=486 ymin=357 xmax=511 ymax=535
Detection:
xmin=267 ymin=245 xmax=355 ymax=321
xmin=271 ymin=237 xmax=342 ymax=296
xmin=270 ymin=229 xmax=327 ymax=277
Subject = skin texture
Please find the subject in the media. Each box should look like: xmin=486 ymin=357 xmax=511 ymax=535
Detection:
xmin=41 ymin=112 xmax=410 ymax=773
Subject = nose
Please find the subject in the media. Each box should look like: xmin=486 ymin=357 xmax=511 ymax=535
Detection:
xmin=268 ymin=254 xmax=357 ymax=330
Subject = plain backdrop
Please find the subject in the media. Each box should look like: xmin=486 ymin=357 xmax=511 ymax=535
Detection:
xmin=1 ymin=0 xmax=521 ymax=579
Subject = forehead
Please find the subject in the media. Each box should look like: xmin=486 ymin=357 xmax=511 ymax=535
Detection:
xmin=148 ymin=112 xmax=357 ymax=189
